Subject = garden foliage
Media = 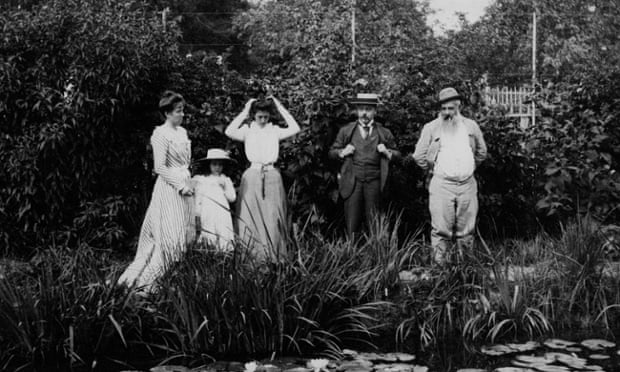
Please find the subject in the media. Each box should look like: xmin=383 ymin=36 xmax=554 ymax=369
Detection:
xmin=1 ymin=0 xmax=619 ymax=255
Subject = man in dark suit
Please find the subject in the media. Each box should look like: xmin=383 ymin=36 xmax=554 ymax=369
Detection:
xmin=329 ymin=93 xmax=400 ymax=237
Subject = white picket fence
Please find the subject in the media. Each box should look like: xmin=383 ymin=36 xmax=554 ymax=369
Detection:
xmin=485 ymin=86 xmax=534 ymax=117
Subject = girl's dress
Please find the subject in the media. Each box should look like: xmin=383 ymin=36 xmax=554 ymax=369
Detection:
xmin=193 ymin=174 xmax=236 ymax=251
xmin=225 ymin=121 xmax=296 ymax=262
xmin=117 ymin=124 xmax=192 ymax=290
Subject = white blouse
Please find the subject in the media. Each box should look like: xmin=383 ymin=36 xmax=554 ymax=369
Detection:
xmin=225 ymin=121 xmax=296 ymax=164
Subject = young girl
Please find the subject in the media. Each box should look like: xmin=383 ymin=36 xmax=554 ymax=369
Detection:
xmin=192 ymin=148 xmax=236 ymax=252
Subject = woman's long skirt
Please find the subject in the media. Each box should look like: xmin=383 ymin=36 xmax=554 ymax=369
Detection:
xmin=236 ymin=167 xmax=288 ymax=262
xmin=117 ymin=176 xmax=192 ymax=291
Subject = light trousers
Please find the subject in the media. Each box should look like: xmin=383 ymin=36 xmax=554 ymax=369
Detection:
xmin=428 ymin=175 xmax=478 ymax=265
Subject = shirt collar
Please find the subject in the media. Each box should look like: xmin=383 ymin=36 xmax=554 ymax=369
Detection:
xmin=251 ymin=121 xmax=273 ymax=129
xmin=358 ymin=120 xmax=374 ymax=128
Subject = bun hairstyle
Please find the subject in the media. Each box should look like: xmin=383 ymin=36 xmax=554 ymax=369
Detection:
xmin=250 ymin=98 xmax=275 ymax=117
xmin=158 ymin=90 xmax=185 ymax=117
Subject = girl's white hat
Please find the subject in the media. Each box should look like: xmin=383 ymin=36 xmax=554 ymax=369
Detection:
xmin=196 ymin=148 xmax=233 ymax=162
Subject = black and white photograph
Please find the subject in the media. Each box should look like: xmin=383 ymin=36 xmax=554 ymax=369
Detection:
xmin=1 ymin=0 xmax=620 ymax=371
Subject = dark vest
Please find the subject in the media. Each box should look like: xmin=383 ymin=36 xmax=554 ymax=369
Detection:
xmin=351 ymin=126 xmax=381 ymax=181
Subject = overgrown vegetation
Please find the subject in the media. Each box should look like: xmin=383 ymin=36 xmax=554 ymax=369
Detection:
xmin=1 ymin=0 xmax=620 ymax=369
xmin=1 ymin=215 xmax=619 ymax=371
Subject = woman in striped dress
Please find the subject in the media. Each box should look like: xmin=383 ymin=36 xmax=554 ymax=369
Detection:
xmin=225 ymin=97 xmax=300 ymax=262
xmin=118 ymin=91 xmax=193 ymax=291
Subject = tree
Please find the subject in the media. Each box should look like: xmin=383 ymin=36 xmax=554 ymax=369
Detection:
xmin=448 ymin=0 xmax=620 ymax=85
xmin=0 ymin=0 xmax=183 ymax=252
xmin=233 ymin=0 xmax=455 ymax=230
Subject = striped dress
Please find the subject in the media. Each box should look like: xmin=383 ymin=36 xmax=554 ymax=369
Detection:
xmin=117 ymin=124 xmax=192 ymax=290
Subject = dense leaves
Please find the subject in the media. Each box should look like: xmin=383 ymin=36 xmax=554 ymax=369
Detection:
xmin=0 ymin=0 xmax=181 ymax=251
xmin=2 ymin=0 xmax=620 ymax=255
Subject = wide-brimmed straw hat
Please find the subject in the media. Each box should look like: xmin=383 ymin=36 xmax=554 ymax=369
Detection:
xmin=349 ymin=93 xmax=382 ymax=106
xmin=195 ymin=148 xmax=233 ymax=163
xmin=437 ymin=87 xmax=462 ymax=105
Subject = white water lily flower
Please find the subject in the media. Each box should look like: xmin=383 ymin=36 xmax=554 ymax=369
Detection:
xmin=307 ymin=358 xmax=329 ymax=372
xmin=245 ymin=361 xmax=258 ymax=372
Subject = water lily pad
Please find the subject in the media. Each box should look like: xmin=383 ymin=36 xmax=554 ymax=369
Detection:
xmin=342 ymin=350 xmax=358 ymax=358
xmin=507 ymin=341 xmax=541 ymax=352
xmin=493 ymin=367 xmax=535 ymax=372
xmin=582 ymin=365 xmax=603 ymax=370
xmin=581 ymin=339 xmax=616 ymax=351
xmin=374 ymin=364 xmax=412 ymax=372
xmin=588 ymin=354 xmax=610 ymax=360
xmin=514 ymin=355 xmax=552 ymax=364
xmin=357 ymin=353 xmax=381 ymax=361
xmin=544 ymin=352 xmax=587 ymax=369
xmin=284 ymin=367 xmax=312 ymax=372
xmin=412 ymin=366 xmax=428 ymax=372
xmin=456 ymin=369 xmax=487 ymax=372
xmin=336 ymin=360 xmax=373 ymax=371
xmin=374 ymin=354 xmax=398 ymax=362
xmin=391 ymin=353 xmax=416 ymax=362
xmin=564 ymin=346 xmax=581 ymax=353
xmin=151 ymin=366 xmax=191 ymax=372
xmin=481 ymin=344 xmax=516 ymax=356
xmin=261 ymin=364 xmax=282 ymax=372
xmin=531 ymin=365 xmax=570 ymax=372
xmin=510 ymin=361 xmax=534 ymax=368
xmin=543 ymin=339 xmax=575 ymax=349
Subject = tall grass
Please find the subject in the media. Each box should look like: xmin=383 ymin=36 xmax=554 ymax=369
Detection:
xmin=2 ymin=213 xmax=619 ymax=370
xmin=0 ymin=212 xmax=416 ymax=370
xmin=397 ymin=215 xmax=620 ymax=348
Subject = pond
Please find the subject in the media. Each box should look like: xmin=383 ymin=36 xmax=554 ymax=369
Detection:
xmin=113 ymin=336 xmax=620 ymax=372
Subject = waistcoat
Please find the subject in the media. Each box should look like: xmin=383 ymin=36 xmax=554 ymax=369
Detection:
xmin=350 ymin=126 xmax=381 ymax=181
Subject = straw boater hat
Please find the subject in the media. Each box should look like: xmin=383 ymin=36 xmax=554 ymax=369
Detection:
xmin=195 ymin=148 xmax=233 ymax=163
xmin=437 ymin=87 xmax=462 ymax=105
xmin=349 ymin=93 xmax=382 ymax=106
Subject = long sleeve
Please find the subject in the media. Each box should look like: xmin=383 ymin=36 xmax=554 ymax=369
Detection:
xmin=223 ymin=176 xmax=236 ymax=203
xmin=412 ymin=124 xmax=431 ymax=171
xmin=275 ymin=104 xmax=301 ymax=140
xmin=329 ymin=126 xmax=348 ymax=159
xmin=151 ymin=129 xmax=188 ymax=191
xmin=225 ymin=112 xmax=249 ymax=142
xmin=382 ymin=129 xmax=402 ymax=161
xmin=473 ymin=122 xmax=488 ymax=167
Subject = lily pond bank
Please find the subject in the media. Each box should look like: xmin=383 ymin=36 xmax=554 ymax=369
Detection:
xmin=124 ymin=338 xmax=620 ymax=372
xmin=2 ymin=216 xmax=620 ymax=371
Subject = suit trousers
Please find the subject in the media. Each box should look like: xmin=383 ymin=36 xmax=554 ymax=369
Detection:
xmin=344 ymin=177 xmax=381 ymax=237
xmin=428 ymin=175 xmax=478 ymax=265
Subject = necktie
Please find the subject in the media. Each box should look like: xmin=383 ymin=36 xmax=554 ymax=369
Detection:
xmin=362 ymin=125 xmax=370 ymax=139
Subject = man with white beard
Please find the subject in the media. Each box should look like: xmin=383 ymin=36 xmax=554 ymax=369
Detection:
xmin=412 ymin=87 xmax=487 ymax=265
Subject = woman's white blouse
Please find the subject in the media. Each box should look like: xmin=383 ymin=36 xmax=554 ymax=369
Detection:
xmin=226 ymin=122 xmax=293 ymax=164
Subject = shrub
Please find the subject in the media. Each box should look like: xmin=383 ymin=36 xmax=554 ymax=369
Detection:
xmin=0 ymin=0 xmax=182 ymax=253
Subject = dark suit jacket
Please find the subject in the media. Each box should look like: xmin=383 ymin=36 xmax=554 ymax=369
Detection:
xmin=329 ymin=121 xmax=401 ymax=199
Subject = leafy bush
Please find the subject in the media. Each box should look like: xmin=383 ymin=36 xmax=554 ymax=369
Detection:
xmin=0 ymin=0 xmax=182 ymax=253
xmin=529 ymin=79 xmax=620 ymax=223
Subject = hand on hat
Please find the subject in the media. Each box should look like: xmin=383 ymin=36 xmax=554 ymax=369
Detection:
xmin=340 ymin=144 xmax=356 ymax=158
xmin=244 ymin=98 xmax=257 ymax=109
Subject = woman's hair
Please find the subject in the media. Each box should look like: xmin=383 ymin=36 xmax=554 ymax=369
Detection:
xmin=250 ymin=99 xmax=274 ymax=117
xmin=159 ymin=90 xmax=185 ymax=116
